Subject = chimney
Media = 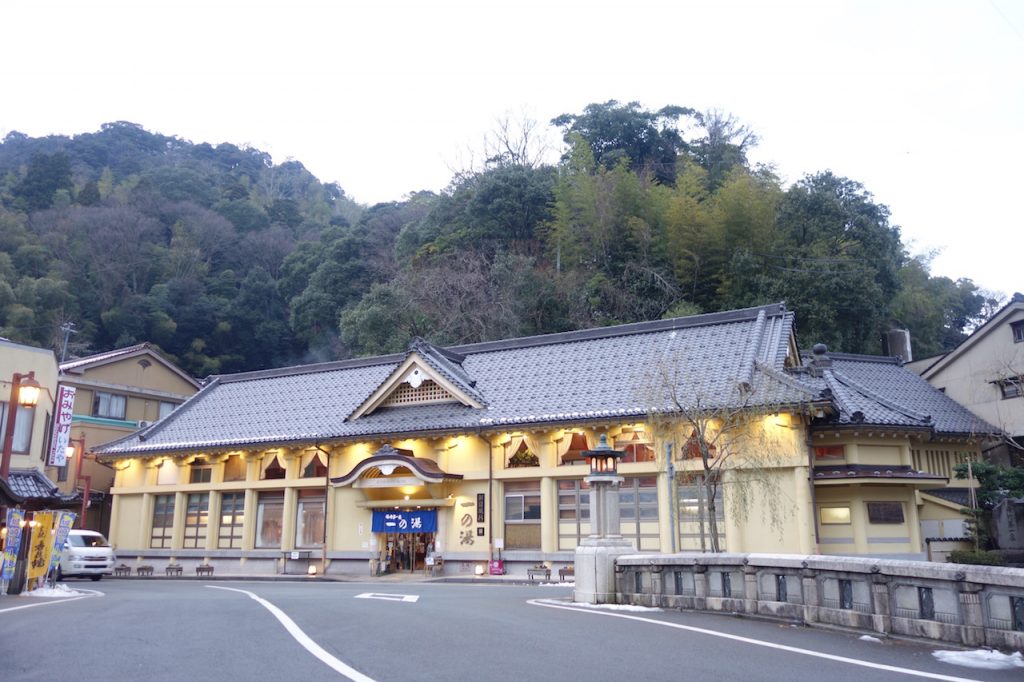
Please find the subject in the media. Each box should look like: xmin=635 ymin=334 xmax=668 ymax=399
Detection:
xmin=881 ymin=329 xmax=912 ymax=363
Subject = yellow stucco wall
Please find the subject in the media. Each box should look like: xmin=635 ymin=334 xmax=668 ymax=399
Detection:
xmin=0 ymin=340 xmax=58 ymax=472
xmin=100 ymin=413 xmax=984 ymax=567
xmin=75 ymin=355 xmax=198 ymax=397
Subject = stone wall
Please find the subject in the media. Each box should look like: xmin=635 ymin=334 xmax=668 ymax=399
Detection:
xmin=615 ymin=553 xmax=1024 ymax=651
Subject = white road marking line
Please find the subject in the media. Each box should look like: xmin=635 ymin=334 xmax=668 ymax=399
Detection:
xmin=354 ymin=592 xmax=419 ymax=603
xmin=206 ymin=585 xmax=376 ymax=682
xmin=0 ymin=588 xmax=102 ymax=613
xmin=528 ymin=599 xmax=984 ymax=682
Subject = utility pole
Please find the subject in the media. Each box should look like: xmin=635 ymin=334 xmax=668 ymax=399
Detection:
xmin=59 ymin=321 xmax=77 ymax=363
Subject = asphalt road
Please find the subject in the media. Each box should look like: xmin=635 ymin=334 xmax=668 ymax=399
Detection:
xmin=1 ymin=579 xmax=1018 ymax=682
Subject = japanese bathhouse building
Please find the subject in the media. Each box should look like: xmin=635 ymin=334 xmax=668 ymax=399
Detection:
xmin=94 ymin=304 xmax=997 ymax=576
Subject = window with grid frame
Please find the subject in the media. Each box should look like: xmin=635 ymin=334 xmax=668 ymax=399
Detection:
xmin=677 ymin=473 xmax=725 ymax=552
xmin=256 ymin=491 xmax=285 ymax=548
xmin=557 ymin=479 xmax=591 ymax=549
xmin=504 ymin=480 xmax=541 ymax=549
xmin=295 ymin=490 xmax=325 ymax=547
xmin=998 ymin=376 xmax=1023 ymax=399
xmin=1011 ymin=320 xmax=1024 ymax=343
xmin=151 ymin=494 xmax=175 ymax=548
xmin=619 ymin=477 xmax=660 ymax=548
xmin=614 ymin=430 xmax=656 ymax=463
xmin=183 ymin=493 xmax=209 ymax=548
xmin=92 ymin=391 xmax=127 ymax=419
xmin=190 ymin=460 xmax=212 ymax=483
xmin=218 ymin=492 xmax=245 ymax=548
xmin=0 ymin=402 xmax=35 ymax=454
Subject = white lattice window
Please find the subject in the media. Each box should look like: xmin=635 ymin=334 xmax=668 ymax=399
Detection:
xmin=382 ymin=379 xmax=455 ymax=406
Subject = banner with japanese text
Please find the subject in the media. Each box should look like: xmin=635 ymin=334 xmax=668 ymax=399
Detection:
xmin=1 ymin=508 xmax=25 ymax=582
xmin=48 ymin=511 xmax=77 ymax=573
xmin=26 ymin=511 xmax=56 ymax=585
xmin=371 ymin=509 xmax=437 ymax=534
xmin=48 ymin=385 xmax=77 ymax=467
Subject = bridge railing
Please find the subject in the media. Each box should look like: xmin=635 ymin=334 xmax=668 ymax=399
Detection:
xmin=614 ymin=553 xmax=1024 ymax=651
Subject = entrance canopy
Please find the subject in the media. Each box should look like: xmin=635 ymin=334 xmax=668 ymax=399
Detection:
xmin=330 ymin=444 xmax=464 ymax=487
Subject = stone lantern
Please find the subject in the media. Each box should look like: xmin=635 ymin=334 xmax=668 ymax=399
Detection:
xmin=574 ymin=434 xmax=635 ymax=605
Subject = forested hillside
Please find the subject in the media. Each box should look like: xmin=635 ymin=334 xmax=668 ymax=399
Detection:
xmin=0 ymin=106 xmax=998 ymax=377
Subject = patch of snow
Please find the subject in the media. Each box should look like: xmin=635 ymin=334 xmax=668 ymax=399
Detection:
xmin=859 ymin=635 xmax=882 ymax=643
xmin=539 ymin=581 xmax=574 ymax=587
xmin=932 ymin=649 xmax=1024 ymax=670
xmin=23 ymin=583 xmax=87 ymax=598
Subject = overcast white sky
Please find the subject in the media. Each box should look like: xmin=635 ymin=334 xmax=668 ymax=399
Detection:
xmin=3 ymin=0 xmax=1021 ymax=297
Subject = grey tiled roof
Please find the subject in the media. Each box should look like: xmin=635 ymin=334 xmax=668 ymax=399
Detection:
xmin=60 ymin=342 xmax=151 ymax=371
xmin=8 ymin=469 xmax=59 ymax=499
xmin=94 ymin=304 xmax=996 ymax=458
xmin=799 ymin=353 xmax=998 ymax=436
xmin=98 ymin=304 xmax=816 ymax=456
xmin=406 ymin=338 xmax=486 ymax=406
xmin=922 ymin=487 xmax=974 ymax=508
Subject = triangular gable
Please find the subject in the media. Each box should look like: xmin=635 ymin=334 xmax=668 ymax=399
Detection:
xmin=347 ymin=350 xmax=484 ymax=421
xmin=919 ymin=293 xmax=1024 ymax=379
xmin=60 ymin=342 xmax=201 ymax=390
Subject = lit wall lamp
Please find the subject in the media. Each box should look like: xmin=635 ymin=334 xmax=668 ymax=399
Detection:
xmin=1 ymin=371 xmax=42 ymax=480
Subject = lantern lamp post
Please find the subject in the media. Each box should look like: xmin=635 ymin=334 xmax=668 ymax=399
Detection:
xmin=574 ymin=433 xmax=635 ymax=605
xmin=1 ymin=371 xmax=42 ymax=481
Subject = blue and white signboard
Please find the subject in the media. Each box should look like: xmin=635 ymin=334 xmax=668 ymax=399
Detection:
xmin=372 ymin=509 xmax=437 ymax=534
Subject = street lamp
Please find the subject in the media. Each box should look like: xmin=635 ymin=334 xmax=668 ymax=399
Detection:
xmin=1 ymin=371 xmax=42 ymax=480
xmin=66 ymin=437 xmax=90 ymax=529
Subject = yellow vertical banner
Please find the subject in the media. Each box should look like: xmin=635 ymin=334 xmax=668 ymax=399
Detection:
xmin=27 ymin=511 xmax=56 ymax=588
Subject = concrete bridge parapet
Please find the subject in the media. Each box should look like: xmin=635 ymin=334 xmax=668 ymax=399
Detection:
xmin=614 ymin=552 xmax=1024 ymax=652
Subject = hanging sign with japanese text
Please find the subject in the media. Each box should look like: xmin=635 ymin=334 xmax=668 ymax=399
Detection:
xmin=371 ymin=509 xmax=437 ymax=534
xmin=48 ymin=385 xmax=77 ymax=467
xmin=26 ymin=511 xmax=56 ymax=585
xmin=1 ymin=508 xmax=25 ymax=583
xmin=48 ymin=511 xmax=77 ymax=573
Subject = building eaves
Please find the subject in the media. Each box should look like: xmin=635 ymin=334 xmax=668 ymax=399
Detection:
xmin=93 ymin=304 xmax=796 ymax=457
xmin=60 ymin=342 xmax=202 ymax=389
xmin=812 ymin=464 xmax=946 ymax=484
xmin=919 ymin=292 xmax=1024 ymax=380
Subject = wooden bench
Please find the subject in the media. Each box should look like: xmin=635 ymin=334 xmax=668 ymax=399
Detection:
xmin=559 ymin=566 xmax=575 ymax=581
xmin=113 ymin=564 xmax=131 ymax=577
xmin=527 ymin=567 xmax=550 ymax=582
xmin=196 ymin=564 xmax=214 ymax=577
xmin=165 ymin=564 xmax=183 ymax=577
xmin=136 ymin=565 xmax=154 ymax=577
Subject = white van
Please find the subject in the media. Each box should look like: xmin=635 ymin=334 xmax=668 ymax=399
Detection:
xmin=58 ymin=529 xmax=116 ymax=581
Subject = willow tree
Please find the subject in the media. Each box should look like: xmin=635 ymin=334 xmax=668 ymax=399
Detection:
xmin=645 ymin=352 xmax=803 ymax=552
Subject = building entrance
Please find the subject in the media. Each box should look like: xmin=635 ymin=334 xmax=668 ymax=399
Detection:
xmin=371 ymin=508 xmax=439 ymax=574
xmin=381 ymin=531 xmax=434 ymax=573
